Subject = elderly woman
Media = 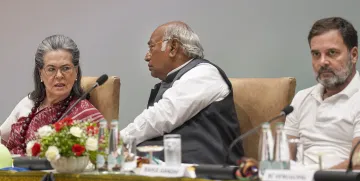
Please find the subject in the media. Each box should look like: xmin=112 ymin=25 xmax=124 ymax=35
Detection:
xmin=0 ymin=35 xmax=104 ymax=154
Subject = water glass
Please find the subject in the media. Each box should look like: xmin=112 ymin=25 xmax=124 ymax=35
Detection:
xmin=122 ymin=136 xmax=137 ymax=171
xmin=288 ymin=138 xmax=304 ymax=165
xmin=317 ymin=152 xmax=339 ymax=170
xmin=164 ymin=134 xmax=181 ymax=166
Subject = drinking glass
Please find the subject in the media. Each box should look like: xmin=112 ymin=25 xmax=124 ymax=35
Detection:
xmin=164 ymin=134 xmax=181 ymax=167
xmin=122 ymin=136 xmax=137 ymax=172
xmin=288 ymin=138 xmax=304 ymax=165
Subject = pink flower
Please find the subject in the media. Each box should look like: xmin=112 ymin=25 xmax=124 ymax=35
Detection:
xmin=86 ymin=125 xmax=99 ymax=136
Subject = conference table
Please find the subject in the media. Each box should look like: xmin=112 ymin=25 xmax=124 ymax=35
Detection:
xmin=1 ymin=167 xmax=357 ymax=181
xmin=0 ymin=171 xmax=242 ymax=181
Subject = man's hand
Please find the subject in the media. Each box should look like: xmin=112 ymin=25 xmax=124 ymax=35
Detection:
xmin=330 ymin=137 xmax=360 ymax=169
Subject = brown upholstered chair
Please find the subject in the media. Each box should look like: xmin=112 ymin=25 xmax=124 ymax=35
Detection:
xmin=229 ymin=77 xmax=296 ymax=160
xmin=81 ymin=76 xmax=120 ymax=123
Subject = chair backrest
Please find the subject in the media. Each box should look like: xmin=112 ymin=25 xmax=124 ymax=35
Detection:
xmin=229 ymin=77 xmax=296 ymax=160
xmin=81 ymin=76 xmax=120 ymax=123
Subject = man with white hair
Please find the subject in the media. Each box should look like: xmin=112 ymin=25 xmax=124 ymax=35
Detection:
xmin=120 ymin=21 xmax=244 ymax=164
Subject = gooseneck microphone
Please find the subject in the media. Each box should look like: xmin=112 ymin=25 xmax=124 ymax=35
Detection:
xmin=313 ymin=171 xmax=360 ymax=181
xmin=57 ymin=74 xmax=109 ymax=121
xmin=311 ymin=140 xmax=360 ymax=181
xmin=347 ymin=141 xmax=360 ymax=173
xmin=195 ymin=105 xmax=293 ymax=180
xmin=311 ymin=118 xmax=360 ymax=181
xmin=224 ymin=105 xmax=294 ymax=165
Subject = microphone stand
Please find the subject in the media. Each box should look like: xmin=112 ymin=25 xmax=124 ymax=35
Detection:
xmin=224 ymin=113 xmax=285 ymax=165
xmin=307 ymin=129 xmax=360 ymax=180
xmin=347 ymin=140 xmax=360 ymax=173
xmin=195 ymin=106 xmax=293 ymax=180
xmin=195 ymin=114 xmax=286 ymax=180
xmin=57 ymin=82 xmax=100 ymax=121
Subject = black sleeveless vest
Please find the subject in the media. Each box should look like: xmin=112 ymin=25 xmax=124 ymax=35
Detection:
xmin=138 ymin=59 xmax=244 ymax=165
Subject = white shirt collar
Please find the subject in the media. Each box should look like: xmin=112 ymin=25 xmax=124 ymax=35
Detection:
xmin=311 ymin=70 xmax=360 ymax=101
xmin=167 ymin=58 xmax=194 ymax=76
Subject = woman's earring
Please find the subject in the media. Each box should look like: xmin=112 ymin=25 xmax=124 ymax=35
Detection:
xmin=41 ymin=79 xmax=43 ymax=82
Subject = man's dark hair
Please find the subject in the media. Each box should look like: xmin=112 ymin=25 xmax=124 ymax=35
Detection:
xmin=308 ymin=17 xmax=358 ymax=50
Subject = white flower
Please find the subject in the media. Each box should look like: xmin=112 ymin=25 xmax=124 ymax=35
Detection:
xmin=85 ymin=137 xmax=98 ymax=151
xmin=37 ymin=125 xmax=54 ymax=138
xmin=70 ymin=127 xmax=83 ymax=137
xmin=26 ymin=140 xmax=36 ymax=157
xmin=45 ymin=146 xmax=60 ymax=162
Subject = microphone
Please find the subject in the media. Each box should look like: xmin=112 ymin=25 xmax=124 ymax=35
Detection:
xmin=57 ymin=74 xmax=109 ymax=121
xmin=194 ymin=105 xmax=293 ymax=180
xmin=347 ymin=140 xmax=360 ymax=173
xmin=194 ymin=164 xmax=239 ymax=180
xmin=224 ymin=105 xmax=294 ymax=165
xmin=313 ymin=170 xmax=360 ymax=181
xmin=310 ymin=141 xmax=360 ymax=181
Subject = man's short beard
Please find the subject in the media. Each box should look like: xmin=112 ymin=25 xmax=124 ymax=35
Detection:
xmin=316 ymin=56 xmax=353 ymax=89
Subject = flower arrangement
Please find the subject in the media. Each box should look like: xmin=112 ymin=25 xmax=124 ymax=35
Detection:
xmin=26 ymin=117 xmax=99 ymax=163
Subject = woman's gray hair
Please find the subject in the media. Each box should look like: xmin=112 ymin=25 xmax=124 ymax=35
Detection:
xmin=29 ymin=34 xmax=84 ymax=102
xmin=162 ymin=22 xmax=204 ymax=59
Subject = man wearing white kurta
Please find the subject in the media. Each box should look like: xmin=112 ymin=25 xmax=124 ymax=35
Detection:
xmin=120 ymin=21 xmax=244 ymax=164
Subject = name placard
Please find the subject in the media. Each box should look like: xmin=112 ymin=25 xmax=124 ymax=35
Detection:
xmin=139 ymin=164 xmax=188 ymax=178
xmin=263 ymin=169 xmax=315 ymax=181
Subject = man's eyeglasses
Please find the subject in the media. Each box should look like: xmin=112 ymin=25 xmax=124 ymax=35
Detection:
xmin=148 ymin=39 xmax=170 ymax=53
xmin=42 ymin=65 xmax=76 ymax=77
